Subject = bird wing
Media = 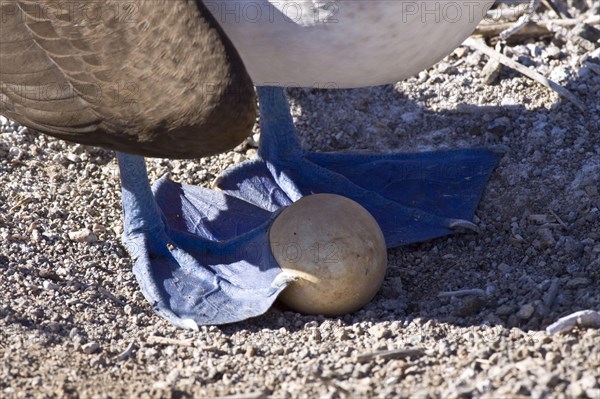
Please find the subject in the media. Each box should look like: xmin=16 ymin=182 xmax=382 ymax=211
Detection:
xmin=0 ymin=0 xmax=256 ymax=158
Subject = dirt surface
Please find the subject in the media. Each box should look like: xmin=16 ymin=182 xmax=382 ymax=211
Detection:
xmin=1 ymin=2 xmax=600 ymax=398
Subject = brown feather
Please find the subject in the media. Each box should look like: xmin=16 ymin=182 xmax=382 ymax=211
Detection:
xmin=0 ymin=0 xmax=257 ymax=159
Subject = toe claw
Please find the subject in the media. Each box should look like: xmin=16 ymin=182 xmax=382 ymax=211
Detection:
xmin=448 ymin=219 xmax=480 ymax=233
xmin=179 ymin=318 xmax=199 ymax=331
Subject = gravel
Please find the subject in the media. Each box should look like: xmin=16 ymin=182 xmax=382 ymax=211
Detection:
xmin=2 ymin=5 xmax=600 ymax=398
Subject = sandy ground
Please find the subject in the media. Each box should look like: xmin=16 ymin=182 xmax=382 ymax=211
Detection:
xmin=2 ymin=2 xmax=600 ymax=398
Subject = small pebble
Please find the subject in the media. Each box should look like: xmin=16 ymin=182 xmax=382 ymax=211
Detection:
xmin=89 ymin=356 xmax=105 ymax=368
xmin=537 ymin=228 xmax=555 ymax=248
xmin=68 ymin=228 xmax=97 ymax=243
xmin=368 ymin=324 xmax=390 ymax=339
xmin=517 ymin=304 xmax=535 ymax=320
xmin=245 ymin=345 xmax=256 ymax=358
xmin=81 ymin=342 xmax=100 ymax=354
xmin=566 ymin=277 xmax=591 ymax=289
xmin=498 ymin=263 xmax=512 ymax=273
xmin=42 ymin=281 xmax=59 ymax=291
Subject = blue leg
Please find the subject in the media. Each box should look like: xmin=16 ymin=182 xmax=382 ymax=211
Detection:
xmin=116 ymin=152 xmax=291 ymax=328
xmin=216 ymin=87 xmax=503 ymax=247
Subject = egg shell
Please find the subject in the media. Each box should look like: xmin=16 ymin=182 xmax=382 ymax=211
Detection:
xmin=269 ymin=194 xmax=388 ymax=315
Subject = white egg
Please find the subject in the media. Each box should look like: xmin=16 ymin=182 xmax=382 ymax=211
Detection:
xmin=270 ymin=194 xmax=388 ymax=315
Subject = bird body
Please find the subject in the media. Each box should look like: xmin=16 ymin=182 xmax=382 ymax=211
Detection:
xmin=207 ymin=0 xmax=494 ymax=87
xmin=1 ymin=0 xmax=493 ymax=156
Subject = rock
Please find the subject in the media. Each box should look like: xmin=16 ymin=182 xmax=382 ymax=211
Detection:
xmin=573 ymin=23 xmax=600 ymax=43
xmin=368 ymin=324 xmax=390 ymax=339
xmin=481 ymin=58 xmax=502 ymax=85
xmin=455 ymin=297 xmax=485 ymax=317
xmin=537 ymin=228 xmax=555 ymax=248
xmin=543 ymin=45 xmax=561 ymax=59
xmin=584 ymin=185 xmax=598 ymax=197
xmin=92 ymin=223 xmax=107 ymax=234
xmin=245 ymin=345 xmax=256 ymax=358
xmin=566 ymin=277 xmax=591 ymax=289
xmin=526 ymin=43 xmax=542 ymax=57
xmin=487 ymin=116 xmax=511 ymax=135
xmin=400 ymin=111 xmax=421 ymax=124
xmin=442 ymin=384 xmax=475 ymax=398
xmin=81 ymin=342 xmax=100 ymax=354
xmin=538 ymin=372 xmax=562 ymax=388
xmin=578 ymin=374 xmax=598 ymax=390
xmin=381 ymin=298 xmax=404 ymax=311
xmin=587 ymin=389 xmax=600 ymax=398
xmin=571 ymin=160 xmax=600 ymax=191
xmin=65 ymin=153 xmax=80 ymax=163
xmin=232 ymin=153 xmax=245 ymax=164
xmin=517 ymin=304 xmax=535 ymax=320
xmin=549 ymin=67 xmax=569 ymax=83
xmin=496 ymin=304 xmax=515 ymax=316
xmin=166 ymin=369 xmax=180 ymax=384
xmin=542 ymin=278 xmax=559 ymax=309
xmin=563 ymin=237 xmax=584 ymax=256
xmin=485 ymin=284 xmax=498 ymax=296
xmin=30 ymin=376 xmax=42 ymax=387
xmin=271 ymin=347 xmax=285 ymax=356
xmin=334 ymin=329 xmax=349 ymax=341
xmin=68 ymin=228 xmax=97 ymax=243
xmin=89 ymin=355 xmax=106 ymax=368
xmin=529 ymin=214 xmax=551 ymax=224
xmin=500 ymin=97 xmax=518 ymax=106
xmin=498 ymin=263 xmax=512 ymax=273
xmin=42 ymin=281 xmax=59 ymax=291
xmin=568 ymin=381 xmax=586 ymax=398
xmin=545 ymin=351 xmax=561 ymax=364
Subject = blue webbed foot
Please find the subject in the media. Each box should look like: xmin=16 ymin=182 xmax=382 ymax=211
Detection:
xmin=116 ymin=153 xmax=292 ymax=328
xmin=215 ymin=87 xmax=503 ymax=247
xmin=116 ymin=87 xmax=501 ymax=327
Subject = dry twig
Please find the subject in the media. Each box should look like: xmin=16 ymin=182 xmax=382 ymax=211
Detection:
xmin=116 ymin=341 xmax=136 ymax=361
xmin=357 ymin=347 xmax=425 ymax=363
xmin=546 ymin=309 xmax=600 ymax=334
xmin=549 ymin=210 xmax=569 ymax=229
xmin=586 ymin=61 xmax=600 ymax=75
xmin=147 ymin=335 xmax=195 ymax=347
xmin=546 ymin=20 xmax=599 ymax=52
xmin=438 ymin=288 xmax=487 ymax=298
xmin=464 ymin=37 xmax=586 ymax=111
xmin=452 ymin=104 xmax=520 ymax=114
xmin=499 ymin=0 xmax=541 ymax=40
xmin=541 ymin=0 xmax=572 ymax=19
xmin=8 ymin=196 xmax=33 ymax=212
xmin=97 ymin=285 xmax=125 ymax=307
xmin=474 ymin=15 xmax=600 ymax=38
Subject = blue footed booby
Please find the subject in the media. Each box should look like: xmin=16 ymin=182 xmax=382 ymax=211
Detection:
xmin=0 ymin=0 xmax=500 ymax=327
